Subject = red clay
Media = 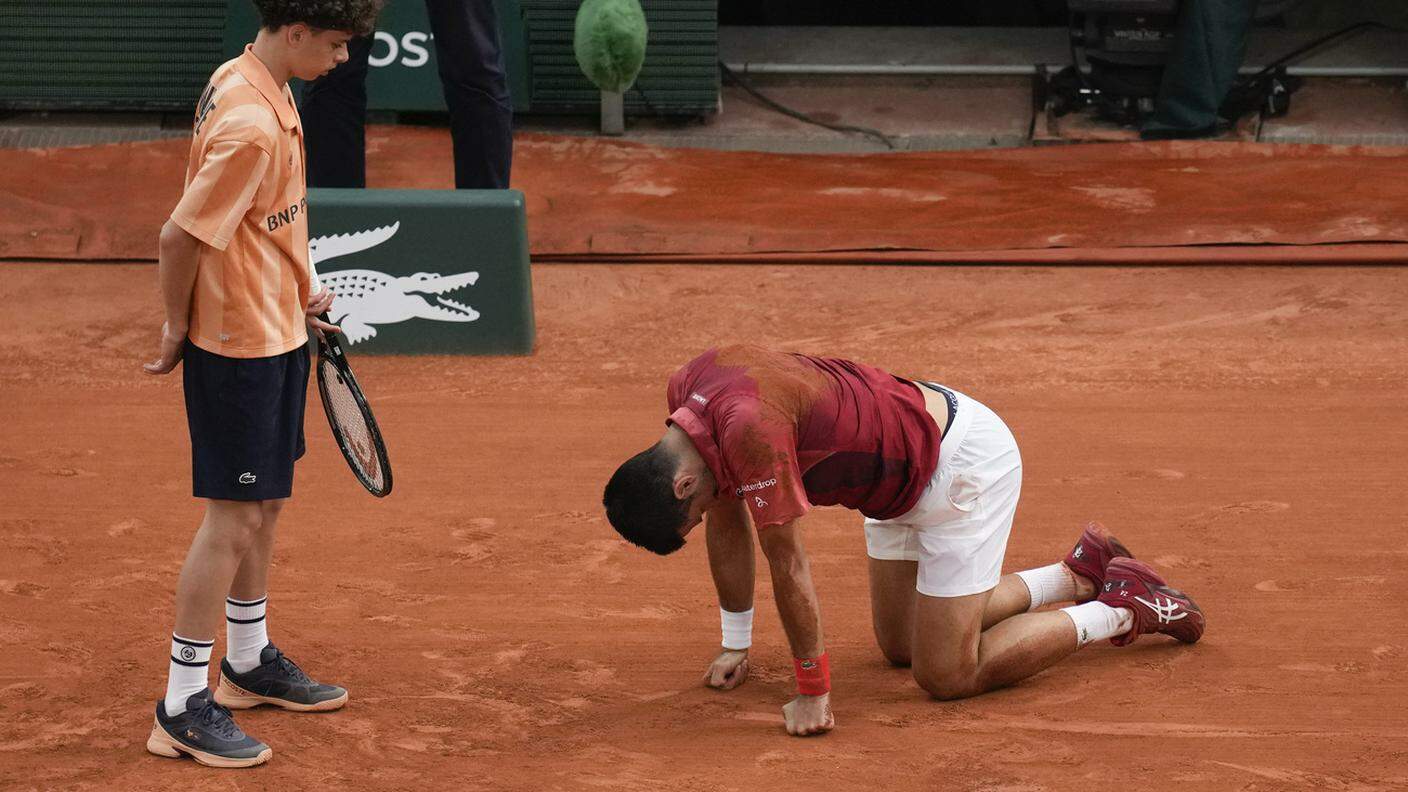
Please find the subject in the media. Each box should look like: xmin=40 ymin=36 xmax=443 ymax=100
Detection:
xmin=1 ymin=262 xmax=1406 ymax=790
xmin=3 ymin=129 xmax=1408 ymax=261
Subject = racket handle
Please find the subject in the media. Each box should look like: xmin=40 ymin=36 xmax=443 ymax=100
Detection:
xmin=316 ymin=312 xmax=344 ymax=354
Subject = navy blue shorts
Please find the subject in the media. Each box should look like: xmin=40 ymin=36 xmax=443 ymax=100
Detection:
xmin=183 ymin=341 xmax=309 ymax=501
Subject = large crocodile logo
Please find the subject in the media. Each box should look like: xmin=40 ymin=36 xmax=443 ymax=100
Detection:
xmin=308 ymin=221 xmax=480 ymax=345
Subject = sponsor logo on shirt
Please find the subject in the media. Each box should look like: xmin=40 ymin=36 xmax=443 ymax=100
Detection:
xmin=736 ymin=478 xmax=777 ymax=497
xmin=194 ymin=84 xmax=217 ymax=136
xmin=266 ymin=197 xmax=308 ymax=232
xmin=690 ymin=392 xmax=708 ymax=406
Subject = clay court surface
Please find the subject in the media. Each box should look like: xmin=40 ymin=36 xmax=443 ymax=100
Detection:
xmin=0 ymin=258 xmax=1405 ymax=790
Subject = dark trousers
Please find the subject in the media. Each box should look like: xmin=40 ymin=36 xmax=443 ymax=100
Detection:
xmin=1142 ymin=0 xmax=1256 ymax=136
xmin=301 ymin=0 xmax=513 ymax=189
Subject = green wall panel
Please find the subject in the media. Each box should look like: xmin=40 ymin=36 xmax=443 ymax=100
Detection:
xmin=222 ymin=0 xmax=532 ymax=113
xmin=523 ymin=0 xmax=718 ymax=113
xmin=0 ymin=0 xmax=717 ymax=115
xmin=0 ymin=0 xmax=226 ymax=108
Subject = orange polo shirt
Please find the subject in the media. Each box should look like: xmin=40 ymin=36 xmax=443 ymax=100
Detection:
xmin=170 ymin=45 xmax=311 ymax=358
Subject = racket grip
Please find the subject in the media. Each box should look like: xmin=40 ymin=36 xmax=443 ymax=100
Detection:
xmin=316 ymin=312 xmax=343 ymax=351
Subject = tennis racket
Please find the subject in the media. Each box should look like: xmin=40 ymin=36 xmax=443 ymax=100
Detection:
xmin=315 ymin=313 xmax=393 ymax=497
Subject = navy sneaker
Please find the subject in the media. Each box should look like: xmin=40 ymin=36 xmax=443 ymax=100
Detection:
xmin=214 ymin=643 xmax=348 ymax=712
xmin=146 ymin=689 xmax=272 ymax=768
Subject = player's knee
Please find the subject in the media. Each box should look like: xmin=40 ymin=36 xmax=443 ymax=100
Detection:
xmin=913 ymin=665 xmax=981 ymax=701
xmin=881 ymin=646 xmax=912 ymax=668
xmin=874 ymin=633 xmax=912 ymax=667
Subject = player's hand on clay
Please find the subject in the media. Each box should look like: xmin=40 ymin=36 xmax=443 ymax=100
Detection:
xmin=305 ymin=289 xmax=340 ymax=338
xmin=782 ymin=693 xmax=834 ymax=737
xmin=143 ymin=321 xmax=186 ymax=375
xmin=702 ymin=649 xmax=750 ymax=690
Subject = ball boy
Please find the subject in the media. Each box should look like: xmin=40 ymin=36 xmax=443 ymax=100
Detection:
xmin=142 ymin=0 xmax=382 ymax=768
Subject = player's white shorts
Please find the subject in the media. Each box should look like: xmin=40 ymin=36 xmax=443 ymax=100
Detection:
xmin=864 ymin=387 xmax=1022 ymax=598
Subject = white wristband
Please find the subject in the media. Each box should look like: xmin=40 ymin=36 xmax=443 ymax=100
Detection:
xmin=720 ymin=606 xmax=754 ymax=650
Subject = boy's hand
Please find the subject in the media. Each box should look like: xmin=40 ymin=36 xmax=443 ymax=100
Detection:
xmin=306 ymin=289 xmax=340 ymax=338
xmin=143 ymin=321 xmax=186 ymax=375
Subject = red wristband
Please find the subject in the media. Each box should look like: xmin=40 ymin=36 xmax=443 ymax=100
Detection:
xmin=793 ymin=652 xmax=830 ymax=696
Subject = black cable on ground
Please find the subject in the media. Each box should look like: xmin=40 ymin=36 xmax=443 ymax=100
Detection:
xmin=716 ymin=21 xmax=1403 ymax=146
xmin=1062 ymin=18 xmax=1406 ymax=124
xmin=718 ymin=61 xmax=898 ymax=150
xmin=1239 ymin=20 xmax=1405 ymax=84
xmin=1228 ymin=21 xmax=1407 ymax=123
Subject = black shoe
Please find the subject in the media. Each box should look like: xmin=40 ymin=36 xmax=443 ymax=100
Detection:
xmin=214 ymin=643 xmax=348 ymax=712
xmin=146 ymin=689 xmax=272 ymax=768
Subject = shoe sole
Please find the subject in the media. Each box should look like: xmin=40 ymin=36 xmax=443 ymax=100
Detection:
xmin=145 ymin=718 xmax=272 ymax=768
xmin=214 ymin=674 xmax=349 ymax=712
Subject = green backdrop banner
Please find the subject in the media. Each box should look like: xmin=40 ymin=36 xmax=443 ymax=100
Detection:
xmin=223 ymin=0 xmax=530 ymax=112
xmin=307 ymin=188 xmax=535 ymax=355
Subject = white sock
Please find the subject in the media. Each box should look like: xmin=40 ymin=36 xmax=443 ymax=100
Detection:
xmin=225 ymin=595 xmax=268 ymax=674
xmin=164 ymin=634 xmax=213 ymax=716
xmin=1016 ymin=563 xmax=1079 ymax=610
xmin=1061 ymin=601 xmax=1135 ymax=648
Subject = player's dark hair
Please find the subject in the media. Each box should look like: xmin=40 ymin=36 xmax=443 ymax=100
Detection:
xmin=252 ymin=0 xmax=383 ymax=36
xmin=603 ymin=443 xmax=689 ymax=556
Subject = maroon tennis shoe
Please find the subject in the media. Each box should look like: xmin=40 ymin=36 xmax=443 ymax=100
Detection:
xmin=1098 ymin=558 xmax=1206 ymax=646
xmin=1063 ymin=521 xmax=1133 ymax=588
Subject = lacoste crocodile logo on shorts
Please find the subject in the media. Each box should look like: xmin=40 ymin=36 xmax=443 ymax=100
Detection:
xmin=238 ymin=472 xmax=257 ymax=485
xmin=179 ymin=645 xmax=197 ymax=662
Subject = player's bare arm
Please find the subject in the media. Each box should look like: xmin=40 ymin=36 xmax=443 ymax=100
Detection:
xmin=703 ymin=498 xmax=754 ymax=690
xmin=757 ymin=519 xmax=834 ymax=737
xmin=143 ymin=220 xmax=203 ymax=375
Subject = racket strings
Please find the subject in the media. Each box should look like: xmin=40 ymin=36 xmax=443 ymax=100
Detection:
xmin=318 ymin=355 xmax=385 ymax=491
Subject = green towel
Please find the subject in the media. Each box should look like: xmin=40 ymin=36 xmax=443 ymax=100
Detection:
xmin=573 ymin=0 xmax=648 ymax=93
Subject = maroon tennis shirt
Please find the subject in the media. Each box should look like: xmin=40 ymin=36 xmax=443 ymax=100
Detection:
xmin=666 ymin=345 xmax=940 ymax=529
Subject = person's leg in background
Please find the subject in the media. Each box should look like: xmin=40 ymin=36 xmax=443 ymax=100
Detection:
xmin=301 ymin=35 xmax=375 ymax=188
xmin=1141 ymin=0 xmax=1257 ymax=139
xmin=424 ymin=0 xmax=514 ymax=189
